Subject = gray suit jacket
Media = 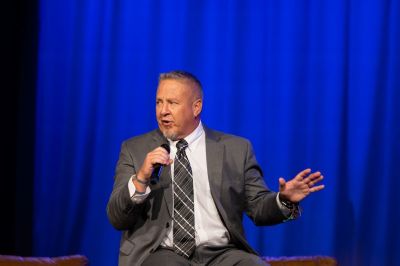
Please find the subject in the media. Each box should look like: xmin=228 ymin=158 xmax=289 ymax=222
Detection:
xmin=107 ymin=127 xmax=286 ymax=266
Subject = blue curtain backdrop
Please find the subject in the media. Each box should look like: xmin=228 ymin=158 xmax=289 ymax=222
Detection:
xmin=34 ymin=0 xmax=400 ymax=265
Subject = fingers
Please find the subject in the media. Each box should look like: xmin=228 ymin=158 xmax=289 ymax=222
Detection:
xmin=295 ymin=168 xmax=312 ymax=180
xmin=309 ymin=175 xmax=324 ymax=187
xmin=304 ymin=172 xmax=323 ymax=186
xmin=304 ymin=171 xmax=325 ymax=193
xmin=309 ymin=184 xmax=325 ymax=192
xmin=139 ymin=147 xmax=172 ymax=179
xmin=295 ymin=168 xmax=325 ymax=191
xmin=149 ymin=147 xmax=171 ymax=165
xmin=279 ymin=177 xmax=286 ymax=191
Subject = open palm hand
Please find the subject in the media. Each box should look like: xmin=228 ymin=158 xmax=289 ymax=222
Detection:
xmin=279 ymin=169 xmax=325 ymax=203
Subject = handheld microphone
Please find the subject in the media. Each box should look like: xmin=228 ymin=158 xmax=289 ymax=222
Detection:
xmin=150 ymin=143 xmax=170 ymax=184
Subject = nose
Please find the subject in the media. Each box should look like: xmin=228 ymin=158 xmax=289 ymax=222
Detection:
xmin=159 ymin=103 xmax=170 ymax=115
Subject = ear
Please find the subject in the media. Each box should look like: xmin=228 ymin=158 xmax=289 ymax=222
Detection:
xmin=193 ymin=98 xmax=203 ymax=117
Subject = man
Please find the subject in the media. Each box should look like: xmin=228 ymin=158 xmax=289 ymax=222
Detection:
xmin=107 ymin=71 xmax=324 ymax=266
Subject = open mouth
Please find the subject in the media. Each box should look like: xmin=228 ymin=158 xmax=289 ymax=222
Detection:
xmin=161 ymin=120 xmax=173 ymax=126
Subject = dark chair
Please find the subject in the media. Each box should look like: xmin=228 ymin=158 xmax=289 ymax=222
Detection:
xmin=264 ymin=256 xmax=338 ymax=266
xmin=0 ymin=255 xmax=89 ymax=266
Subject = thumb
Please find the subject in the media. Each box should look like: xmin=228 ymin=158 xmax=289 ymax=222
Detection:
xmin=279 ymin=177 xmax=286 ymax=192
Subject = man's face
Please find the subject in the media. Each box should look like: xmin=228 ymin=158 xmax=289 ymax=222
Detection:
xmin=156 ymin=79 xmax=202 ymax=140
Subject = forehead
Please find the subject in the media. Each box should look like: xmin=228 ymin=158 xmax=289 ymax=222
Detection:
xmin=156 ymin=79 xmax=193 ymax=98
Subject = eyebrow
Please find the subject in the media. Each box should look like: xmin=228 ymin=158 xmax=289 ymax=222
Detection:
xmin=156 ymin=97 xmax=180 ymax=102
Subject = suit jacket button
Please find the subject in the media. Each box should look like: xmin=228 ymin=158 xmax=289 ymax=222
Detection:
xmin=166 ymin=222 xmax=170 ymax=228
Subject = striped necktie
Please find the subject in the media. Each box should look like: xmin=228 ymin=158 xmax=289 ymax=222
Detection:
xmin=173 ymin=139 xmax=195 ymax=258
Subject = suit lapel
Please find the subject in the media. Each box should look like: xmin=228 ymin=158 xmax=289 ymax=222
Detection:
xmin=204 ymin=128 xmax=226 ymax=216
xmin=160 ymin=165 xmax=172 ymax=217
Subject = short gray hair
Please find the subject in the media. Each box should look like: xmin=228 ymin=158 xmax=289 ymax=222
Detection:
xmin=159 ymin=70 xmax=203 ymax=99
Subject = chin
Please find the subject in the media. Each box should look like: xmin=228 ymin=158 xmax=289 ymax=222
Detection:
xmin=161 ymin=129 xmax=179 ymax=141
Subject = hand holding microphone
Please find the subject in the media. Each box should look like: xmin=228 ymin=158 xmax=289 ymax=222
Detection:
xmin=135 ymin=144 xmax=171 ymax=190
xmin=151 ymin=143 xmax=171 ymax=182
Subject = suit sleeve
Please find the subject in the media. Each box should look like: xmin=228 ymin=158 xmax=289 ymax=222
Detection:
xmin=243 ymin=141 xmax=287 ymax=225
xmin=106 ymin=141 xmax=147 ymax=230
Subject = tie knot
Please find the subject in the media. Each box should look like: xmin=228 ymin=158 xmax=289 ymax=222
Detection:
xmin=176 ymin=139 xmax=188 ymax=151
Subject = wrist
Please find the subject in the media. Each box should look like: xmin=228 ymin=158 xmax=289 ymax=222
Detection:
xmin=280 ymin=198 xmax=298 ymax=209
xmin=278 ymin=193 xmax=301 ymax=221
xmin=278 ymin=192 xmax=298 ymax=205
xmin=132 ymin=174 xmax=150 ymax=190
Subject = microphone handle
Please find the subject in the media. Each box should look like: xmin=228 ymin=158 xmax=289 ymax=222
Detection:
xmin=150 ymin=143 xmax=170 ymax=184
xmin=151 ymin=163 xmax=163 ymax=180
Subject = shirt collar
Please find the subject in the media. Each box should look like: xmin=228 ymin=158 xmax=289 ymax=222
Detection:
xmin=168 ymin=121 xmax=204 ymax=151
